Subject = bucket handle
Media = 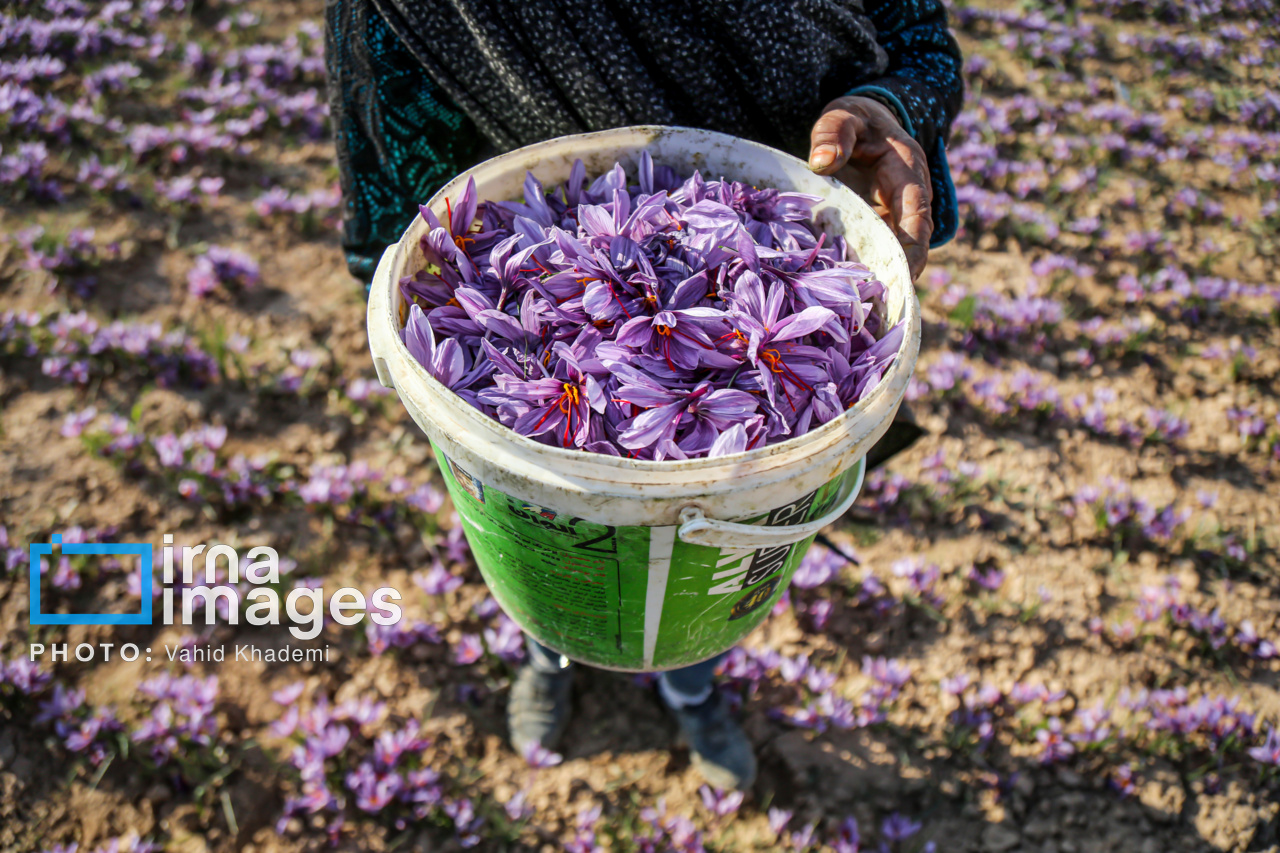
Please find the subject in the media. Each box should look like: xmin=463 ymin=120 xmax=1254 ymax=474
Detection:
xmin=368 ymin=243 xmax=402 ymax=390
xmin=676 ymin=459 xmax=866 ymax=550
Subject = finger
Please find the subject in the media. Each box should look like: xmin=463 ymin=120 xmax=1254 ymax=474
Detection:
xmin=832 ymin=162 xmax=872 ymax=201
xmin=808 ymin=107 xmax=860 ymax=175
xmin=893 ymin=180 xmax=933 ymax=280
xmin=874 ymin=156 xmax=931 ymax=277
xmin=874 ymin=137 xmax=932 ymax=279
xmin=899 ymin=216 xmax=931 ymax=281
xmin=882 ymin=133 xmax=932 ymax=199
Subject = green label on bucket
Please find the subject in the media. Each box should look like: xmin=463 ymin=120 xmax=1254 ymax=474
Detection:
xmin=434 ymin=445 xmax=854 ymax=671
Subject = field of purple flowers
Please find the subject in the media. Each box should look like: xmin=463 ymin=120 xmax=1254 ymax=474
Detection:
xmin=1 ymin=0 xmax=1278 ymax=851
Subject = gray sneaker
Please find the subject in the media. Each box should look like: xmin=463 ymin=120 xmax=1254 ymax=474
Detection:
xmin=507 ymin=664 xmax=574 ymax=757
xmin=669 ymin=691 xmax=757 ymax=790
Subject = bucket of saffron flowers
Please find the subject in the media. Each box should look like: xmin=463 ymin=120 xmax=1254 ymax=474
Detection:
xmin=367 ymin=126 xmax=919 ymax=671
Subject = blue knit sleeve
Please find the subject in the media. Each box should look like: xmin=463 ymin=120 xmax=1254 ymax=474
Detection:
xmin=848 ymin=0 xmax=964 ymax=247
xmin=325 ymin=0 xmax=485 ymax=284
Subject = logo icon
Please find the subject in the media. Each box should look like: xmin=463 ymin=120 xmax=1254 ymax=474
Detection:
xmin=29 ymin=534 xmax=153 ymax=626
xmin=446 ymin=458 xmax=484 ymax=503
xmin=728 ymin=576 xmax=780 ymax=621
xmin=518 ymin=502 xmax=558 ymax=521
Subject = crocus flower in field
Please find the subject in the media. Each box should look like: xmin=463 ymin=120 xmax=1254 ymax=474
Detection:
xmin=1036 ymin=717 xmax=1075 ymax=764
xmin=503 ymin=789 xmax=531 ymax=821
xmin=863 ymin=656 xmax=911 ymax=692
xmin=1237 ymin=621 xmax=1277 ymax=660
xmin=789 ymin=822 xmax=818 ymax=852
xmin=187 ymin=245 xmax=259 ymax=297
xmin=1070 ymin=702 xmax=1112 ymax=745
xmin=445 ymin=522 xmax=470 ymax=563
xmin=415 ymin=561 xmax=463 ymax=596
xmin=453 ymin=634 xmax=483 ymax=665
xmin=881 ymin=812 xmax=921 ymax=843
xmin=472 ymin=596 xmax=500 ymax=619
xmin=832 ymin=816 xmax=860 ymax=853
xmin=483 ymin=615 xmax=526 ymax=662
xmin=1249 ymin=727 xmax=1280 ymax=765
xmin=152 ymin=434 xmax=184 ymax=467
xmin=60 ymin=406 xmax=97 ymax=437
xmin=967 ymin=563 xmax=1005 ymax=591
xmin=791 ymin=546 xmax=845 ymax=588
xmin=805 ymin=598 xmax=833 ymax=631
xmin=521 ymin=741 xmax=563 ymax=768
xmin=698 ymin=786 xmax=744 ymax=817
xmin=891 ymin=558 xmax=942 ymax=605
xmin=1 ymin=657 xmax=51 ymax=694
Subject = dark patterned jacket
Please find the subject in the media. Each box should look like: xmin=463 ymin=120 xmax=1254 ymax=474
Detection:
xmin=326 ymin=0 xmax=964 ymax=283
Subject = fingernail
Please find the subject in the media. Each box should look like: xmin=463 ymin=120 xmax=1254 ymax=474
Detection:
xmin=809 ymin=145 xmax=837 ymax=171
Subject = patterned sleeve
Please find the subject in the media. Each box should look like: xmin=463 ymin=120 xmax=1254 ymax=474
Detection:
xmin=324 ymin=0 xmax=485 ymax=284
xmin=848 ymin=0 xmax=964 ymax=247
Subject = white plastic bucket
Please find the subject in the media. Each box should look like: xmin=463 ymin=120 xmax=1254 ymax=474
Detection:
xmin=367 ymin=126 xmax=920 ymax=671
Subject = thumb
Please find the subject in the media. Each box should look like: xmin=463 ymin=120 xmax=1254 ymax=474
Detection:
xmin=808 ymin=106 xmax=860 ymax=176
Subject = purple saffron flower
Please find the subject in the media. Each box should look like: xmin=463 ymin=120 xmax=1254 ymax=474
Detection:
xmin=397 ymin=158 xmax=900 ymax=457
xmin=832 ymin=816 xmax=860 ymax=853
xmin=346 ymin=761 xmax=402 ymax=812
xmin=483 ymin=615 xmax=526 ymax=663
xmin=789 ymin=822 xmax=817 ymax=852
xmin=273 ymin=681 xmax=306 ymax=705
xmin=472 ymin=596 xmax=501 ymax=620
xmin=881 ymin=813 xmax=921 ymax=843
xmin=614 ymin=290 xmax=737 ymax=373
xmin=414 ymin=561 xmax=463 ymax=596
xmin=1 ymin=658 xmax=51 ymax=694
xmin=614 ymin=372 xmax=760 ymax=457
xmin=403 ymin=303 xmax=468 ymax=389
xmin=334 ymin=696 xmax=386 ymax=728
xmin=941 ymin=673 xmax=972 ymax=696
xmin=863 ymin=656 xmax=911 ymax=690
xmin=522 ymin=741 xmax=564 ymax=768
xmin=805 ymin=598 xmax=833 ymax=631
xmin=503 ymin=789 xmax=531 ymax=821
xmin=1036 ymin=717 xmax=1075 ymax=764
xmin=1070 ymin=702 xmax=1112 ymax=745
xmin=60 ymin=406 xmax=97 ymax=437
xmin=1249 ymin=727 xmax=1280 ymax=765
xmin=405 ymin=483 xmax=444 ymax=513
xmin=445 ymin=522 xmax=470 ymax=563
xmin=453 ymin=634 xmax=484 ymax=665
xmin=151 ymin=434 xmax=184 ymax=467
xmin=967 ymin=564 xmax=1005 ymax=591
xmin=891 ymin=558 xmax=941 ymax=604
xmin=698 ymin=785 xmax=744 ymax=817
xmin=792 ymin=546 xmax=846 ymax=588
xmin=271 ymin=706 xmax=300 ymax=739
xmin=1237 ymin=621 xmax=1276 ymax=659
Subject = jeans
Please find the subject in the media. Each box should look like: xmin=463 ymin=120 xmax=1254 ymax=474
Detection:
xmin=525 ymin=636 xmax=726 ymax=708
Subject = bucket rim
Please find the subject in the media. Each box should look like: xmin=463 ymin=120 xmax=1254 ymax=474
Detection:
xmin=370 ymin=124 xmax=920 ymax=475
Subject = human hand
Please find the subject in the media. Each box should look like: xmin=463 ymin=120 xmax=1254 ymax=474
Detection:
xmin=808 ymin=95 xmax=933 ymax=280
